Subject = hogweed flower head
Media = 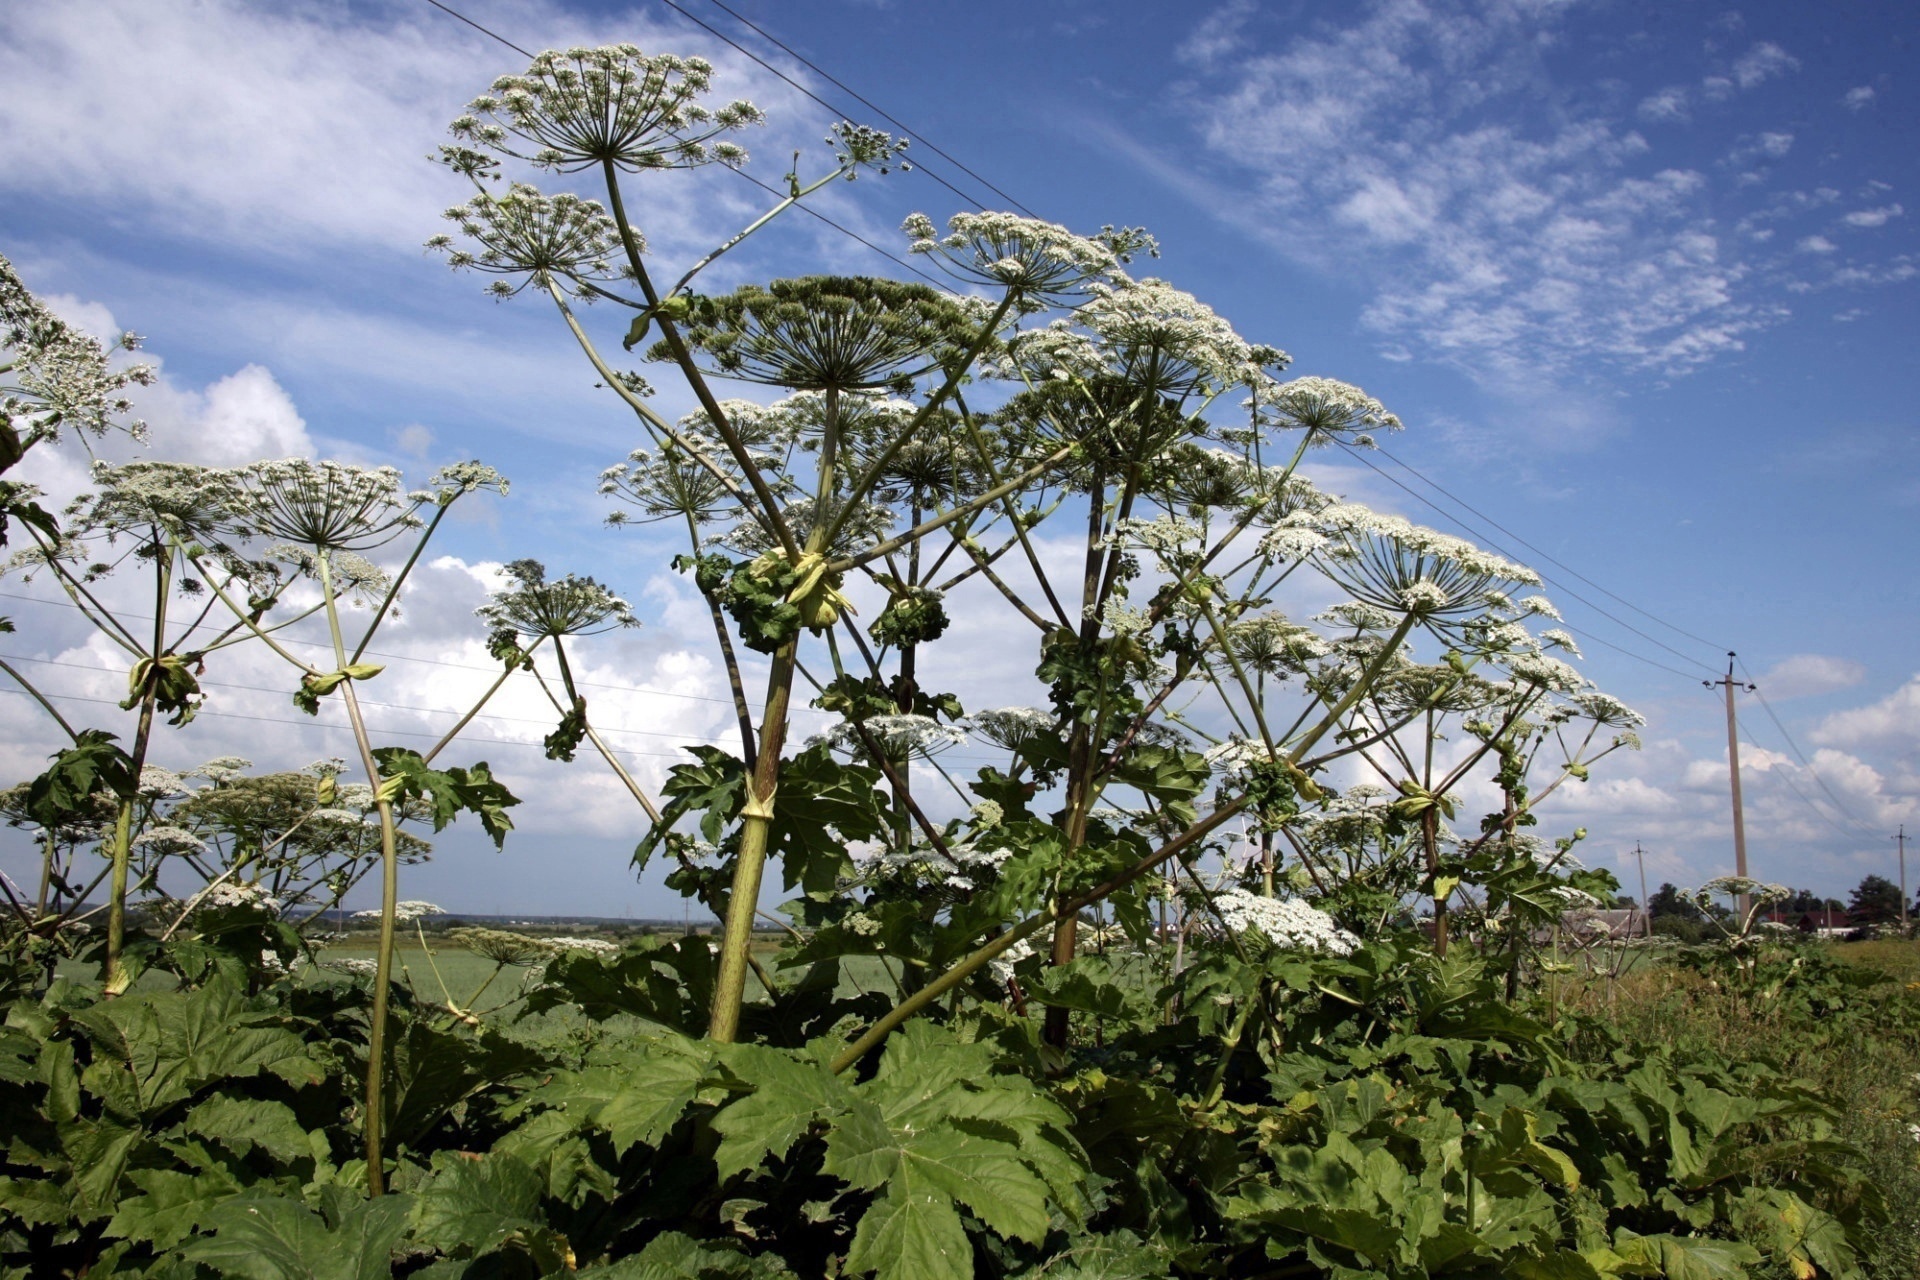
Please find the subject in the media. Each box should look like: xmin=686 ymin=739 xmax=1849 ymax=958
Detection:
xmin=652 ymin=276 xmax=979 ymax=394
xmin=1254 ymin=376 xmax=1401 ymax=446
xmin=430 ymin=185 xmax=620 ymax=298
xmin=968 ymin=706 xmax=1057 ymax=753
xmin=242 ymin=459 xmax=424 ymax=552
xmin=453 ymin=45 xmax=763 ymax=174
xmin=2 ymin=252 xmax=156 ymax=454
xmin=478 ymin=558 xmax=636 ymax=638
xmin=902 ymin=210 xmax=1144 ymax=306
xmin=1079 ymin=277 xmax=1278 ymax=398
xmin=1213 ymin=889 xmax=1358 ymax=955
xmin=817 ymin=713 xmax=968 ymax=759
xmin=65 ymin=460 xmax=257 ymax=541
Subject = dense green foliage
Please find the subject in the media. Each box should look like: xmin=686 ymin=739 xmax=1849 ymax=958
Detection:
xmin=2 ymin=43 xmax=1899 ymax=1280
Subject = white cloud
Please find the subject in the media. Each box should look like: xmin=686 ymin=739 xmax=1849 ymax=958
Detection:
xmin=1731 ymin=41 xmax=1799 ymax=90
xmin=1177 ymin=0 xmax=1256 ymax=68
xmin=1637 ymin=87 xmax=1689 ymax=123
xmin=1843 ymin=86 xmax=1876 ymax=111
xmin=1843 ymin=204 xmax=1903 ymax=228
xmin=1798 ymin=235 xmax=1837 ymax=254
xmin=1814 ymin=675 xmax=1920 ymax=751
xmin=1157 ymin=2 xmax=1790 ymax=390
xmin=141 ymin=364 xmax=315 ymax=465
xmin=0 ymin=0 xmax=846 ymax=266
xmin=1758 ymin=654 xmax=1867 ymax=700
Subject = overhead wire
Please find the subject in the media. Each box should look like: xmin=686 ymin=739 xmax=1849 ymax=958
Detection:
xmin=1331 ymin=443 xmax=1714 ymax=682
xmin=689 ymin=0 xmax=1040 ymax=216
xmin=653 ymin=0 xmax=998 ymax=214
xmin=1369 ymin=441 xmax=1729 ymax=657
xmin=422 ymin=0 xmax=950 ymax=289
xmin=1734 ymin=655 xmax=1875 ymax=835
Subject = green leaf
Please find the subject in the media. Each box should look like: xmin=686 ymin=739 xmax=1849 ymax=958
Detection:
xmin=371 ymin=748 xmax=520 ymax=848
xmin=710 ymin=1045 xmax=851 ymax=1180
xmin=843 ymin=1170 xmax=973 ymax=1280
xmin=106 ymin=1168 xmax=243 ymax=1249
xmin=1611 ymin=1233 xmax=1762 ymax=1280
xmin=0 ymin=1175 xmax=70 ymax=1227
xmin=411 ymin=1151 xmax=573 ymax=1273
xmin=184 ymin=1097 xmax=313 ymax=1166
xmin=516 ymin=1033 xmax=712 ymax=1155
xmin=178 ymin=1192 xmax=412 ymax=1280
xmin=25 ymin=729 xmax=135 ymax=827
xmin=73 ymin=980 xmax=322 ymax=1120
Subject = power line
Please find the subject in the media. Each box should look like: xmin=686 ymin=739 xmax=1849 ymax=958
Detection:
xmin=1734 ymin=656 xmax=1874 ymax=834
xmin=653 ymin=0 xmax=992 ymax=214
xmin=1330 ymin=444 xmax=1715 ymax=681
xmin=1369 ymin=442 xmax=1728 ymax=659
xmin=0 ymin=650 xmax=824 ymax=744
xmin=420 ymin=0 xmax=949 ymax=289
xmin=690 ymin=0 xmax=1039 ymax=217
xmin=0 ymin=684 xmax=693 ymax=761
xmin=0 ymin=588 xmax=809 ymax=712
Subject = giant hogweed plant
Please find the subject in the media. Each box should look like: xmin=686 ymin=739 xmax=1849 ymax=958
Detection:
xmin=425 ymin=43 xmax=1664 ymax=1060
xmin=0 ymin=42 xmax=1890 ymax=1280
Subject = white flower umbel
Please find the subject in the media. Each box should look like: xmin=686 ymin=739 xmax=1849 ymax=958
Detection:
xmin=2 ymin=251 xmax=156 ymax=451
xmin=241 ymin=459 xmax=426 ymax=553
xmin=1079 ymin=277 xmax=1268 ymax=397
xmin=817 ymin=713 xmax=968 ymax=759
xmin=545 ymin=936 xmax=619 ymax=954
xmin=902 ymin=210 xmax=1146 ymax=305
xmin=431 ymin=185 xmax=621 ymax=298
xmin=1254 ymin=375 xmax=1402 ymax=447
xmin=1213 ymin=889 xmax=1357 ymax=956
xmin=968 ymin=706 xmax=1058 ymax=753
xmin=354 ymin=900 xmax=445 ymax=923
xmin=478 ymin=558 xmax=636 ymax=638
xmin=453 ymin=45 xmax=764 ymax=174
xmin=989 ymin=935 xmax=1035 ymax=985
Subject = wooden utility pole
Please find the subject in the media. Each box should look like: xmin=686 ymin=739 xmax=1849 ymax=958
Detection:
xmin=1898 ymin=825 xmax=1910 ymax=930
xmin=1633 ymin=841 xmax=1650 ymax=937
xmin=1705 ymin=654 xmax=1757 ymax=917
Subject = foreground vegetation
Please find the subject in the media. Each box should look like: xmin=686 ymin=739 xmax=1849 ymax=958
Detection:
xmin=2 ymin=40 xmax=1901 ymax=1279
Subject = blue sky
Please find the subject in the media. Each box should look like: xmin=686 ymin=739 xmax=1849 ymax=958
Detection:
xmin=1 ymin=0 xmax=1915 ymax=915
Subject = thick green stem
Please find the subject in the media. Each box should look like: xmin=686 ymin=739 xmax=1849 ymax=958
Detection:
xmin=708 ymin=638 xmax=799 ymax=1043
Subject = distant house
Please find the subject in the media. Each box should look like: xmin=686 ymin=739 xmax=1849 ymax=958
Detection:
xmin=1757 ymin=908 xmax=1852 ymax=937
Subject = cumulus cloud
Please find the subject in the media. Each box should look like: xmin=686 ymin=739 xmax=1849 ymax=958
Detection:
xmin=1814 ymin=675 xmax=1920 ymax=751
xmin=1758 ymin=654 xmax=1867 ymax=700
xmin=1843 ymin=86 xmax=1876 ymax=111
xmin=0 ymin=0 xmax=861 ymax=268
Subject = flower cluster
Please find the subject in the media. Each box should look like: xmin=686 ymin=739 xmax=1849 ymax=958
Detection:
xmin=1212 ymin=889 xmax=1357 ymax=955
xmin=545 ymin=936 xmax=619 ymax=954
xmin=1078 ymin=277 xmax=1268 ymax=397
xmin=816 ymin=714 xmax=968 ymax=759
xmin=968 ymin=706 xmax=1057 ymax=753
xmin=2 ymin=251 xmax=156 ymax=452
xmin=903 ymin=210 xmax=1135 ymax=305
xmin=478 ymin=558 xmax=636 ymax=638
xmin=452 ymin=45 xmax=763 ymax=174
xmin=241 ymin=459 xmax=425 ymax=552
xmin=1254 ymin=376 xmax=1402 ymax=446
xmin=199 ymin=881 xmax=281 ymax=914
xmin=353 ymin=900 xmax=446 ymax=922
xmin=430 ymin=186 xmax=620 ymax=298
